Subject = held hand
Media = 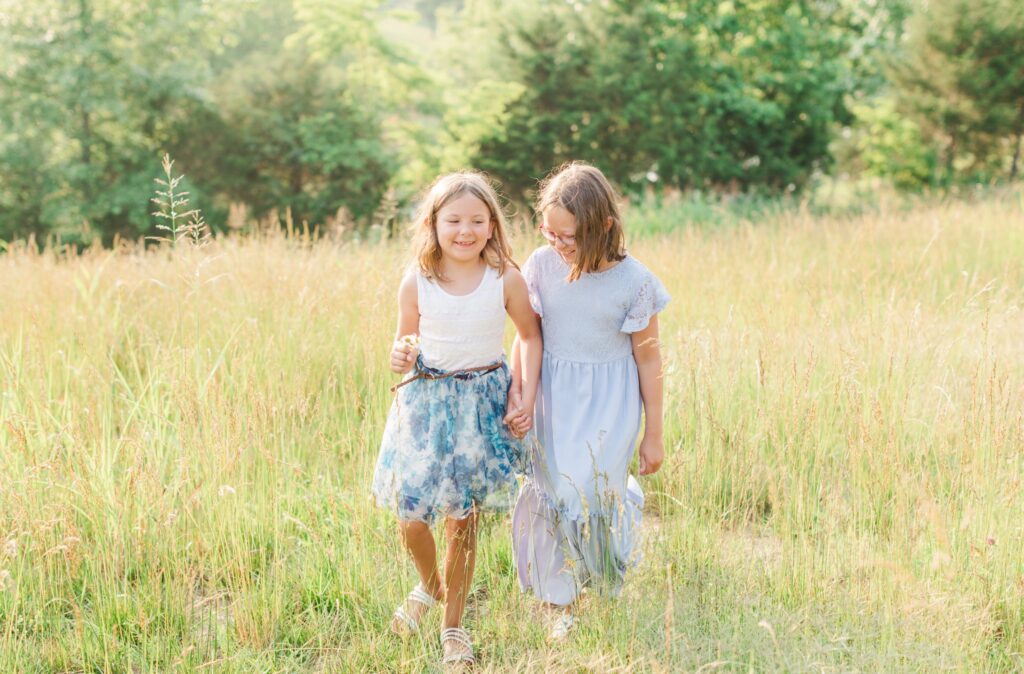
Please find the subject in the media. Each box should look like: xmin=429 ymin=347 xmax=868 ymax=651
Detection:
xmin=637 ymin=434 xmax=664 ymax=476
xmin=512 ymin=413 xmax=533 ymax=438
xmin=506 ymin=409 xmax=533 ymax=439
xmin=389 ymin=341 xmax=417 ymax=374
xmin=503 ymin=389 xmax=524 ymax=430
xmin=503 ymin=390 xmax=533 ymax=439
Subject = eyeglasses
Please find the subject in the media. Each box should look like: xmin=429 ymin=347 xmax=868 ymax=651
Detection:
xmin=538 ymin=225 xmax=576 ymax=247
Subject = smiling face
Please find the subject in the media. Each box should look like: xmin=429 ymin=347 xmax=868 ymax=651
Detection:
xmin=435 ymin=192 xmax=495 ymax=264
xmin=535 ymin=162 xmax=626 ymax=281
xmin=540 ymin=205 xmax=579 ymax=264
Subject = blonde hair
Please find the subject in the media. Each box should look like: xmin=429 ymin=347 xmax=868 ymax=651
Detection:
xmin=413 ymin=171 xmax=515 ymax=281
xmin=536 ymin=161 xmax=626 ymax=281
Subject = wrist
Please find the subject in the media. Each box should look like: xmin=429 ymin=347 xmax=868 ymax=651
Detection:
xmin=643 ymin=428 xmax=663 ymax=441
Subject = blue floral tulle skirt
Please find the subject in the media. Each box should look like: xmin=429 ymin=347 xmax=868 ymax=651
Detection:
xmin=371 ymin=357 xmax=524 ymax=524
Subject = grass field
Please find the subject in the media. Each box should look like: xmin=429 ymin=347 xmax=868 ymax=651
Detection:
xmin=1 ymin=192 xmax=1022 ymax=672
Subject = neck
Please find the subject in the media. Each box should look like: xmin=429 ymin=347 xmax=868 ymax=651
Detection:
xmin=441 ymin=255 xmax=486 ymax=277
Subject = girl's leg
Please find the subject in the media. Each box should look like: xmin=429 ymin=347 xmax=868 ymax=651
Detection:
xmin=392 ymin=520 xmax=445 ymax=631
xmin=441 ymin=510 xmax=479 ymax=629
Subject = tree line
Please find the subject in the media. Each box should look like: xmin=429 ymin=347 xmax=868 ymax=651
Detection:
xmin=0 ymin=0 xmax=1021 ymax=243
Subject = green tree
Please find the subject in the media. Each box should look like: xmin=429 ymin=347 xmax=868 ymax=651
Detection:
xmin=201 ymin=43 xmax=396 ymax=226
xmin=436 ymin=0 xmax=856 ymax=202
xmin=0 ymin=0 xmax=236 ymax=242
xmin=846 ymin=98 xmax=938 ymax=188
xmin=0 ymin=0 xmax=413 ymax=241
xmin=891 ymin=0 xmax=1024 ymax=182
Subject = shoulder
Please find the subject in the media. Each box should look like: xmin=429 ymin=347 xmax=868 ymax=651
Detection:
xmin=501 ymin=264 xmax=527 ymax=292
xmin=620 ymin=254 xmax=658 ymax=285
xmin=523 ymin=246 xmax=556 ymax=275
xmin=528 ymin=245 xmax=556 ymax=264
xmin=398 ymin=268 xmax=419 ymax=303
xmin=620 ymin=254 xmax=671 ymax=311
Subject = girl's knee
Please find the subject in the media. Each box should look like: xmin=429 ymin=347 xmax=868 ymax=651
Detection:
xmin=398 ymin=519 xmax=431 ymax=537
xmin=445 ymin=511 xmax=479 ymax=542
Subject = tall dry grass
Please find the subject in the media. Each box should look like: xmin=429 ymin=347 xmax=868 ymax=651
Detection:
xmin=0 ymin=193 xmax=1021 ymax=672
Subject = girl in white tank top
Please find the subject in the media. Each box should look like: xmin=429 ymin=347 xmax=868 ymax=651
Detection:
xmin=416 ymin=263 xmax=506 ymax=371
xmin=370 ymin=172 xmax=542 ymax=667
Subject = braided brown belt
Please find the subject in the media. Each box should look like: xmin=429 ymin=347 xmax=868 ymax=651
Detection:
xmin=390 ymin=362 xmax=503 ymax=394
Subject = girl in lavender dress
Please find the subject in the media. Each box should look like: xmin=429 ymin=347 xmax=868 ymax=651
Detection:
xmin=506 ymin=162 xmax=670 ymax=640
xmin=372 ymin=172 xmax=542 ymax=667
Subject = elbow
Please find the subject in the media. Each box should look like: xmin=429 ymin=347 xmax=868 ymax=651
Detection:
xmin=633 ymin=349 xmax=662 ymax=370
xmin=520 ymin=327 xmax=542 ymax=345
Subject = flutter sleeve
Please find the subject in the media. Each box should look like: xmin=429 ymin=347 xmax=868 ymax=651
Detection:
xmin=620 ymin=270 xmax=670 ymax=333
xmin=522 ymin=249 xmax=544 ymax=317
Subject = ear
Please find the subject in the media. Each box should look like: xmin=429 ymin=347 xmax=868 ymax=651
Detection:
xmin=487 ymin=217 xmax=496 ymax=239
xmin=605 ymin=216 xmax=613 ymax=231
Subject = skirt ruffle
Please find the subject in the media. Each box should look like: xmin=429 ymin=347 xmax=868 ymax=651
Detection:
xmin=512 ymin=472 xmax=644 ymax=606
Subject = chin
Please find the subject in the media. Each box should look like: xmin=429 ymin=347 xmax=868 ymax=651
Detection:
xmin=448 ymin=244 xmax=482 ymax=258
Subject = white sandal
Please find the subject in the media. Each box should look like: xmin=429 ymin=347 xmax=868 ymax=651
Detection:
xmin=440 ymin=626 xmax=476 ymax=667
xmin=391 ymin=583 xmax=438 ymax=634
xmin=549 ymin=612 xmax=575 ymax=641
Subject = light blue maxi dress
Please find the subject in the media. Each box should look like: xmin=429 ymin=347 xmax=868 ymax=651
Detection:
xmin=512 ymin=246 xmax=670 ymax=606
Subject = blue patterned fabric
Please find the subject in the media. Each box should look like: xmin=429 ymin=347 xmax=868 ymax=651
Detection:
xmin=372 ymin=356 xmax=524 ymax=524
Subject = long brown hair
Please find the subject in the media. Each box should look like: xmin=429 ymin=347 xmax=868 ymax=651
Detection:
xmin=413 ymin=171 xmax=515 ymax=281
xmin=536 ymin=161 xmax=626 ymax=281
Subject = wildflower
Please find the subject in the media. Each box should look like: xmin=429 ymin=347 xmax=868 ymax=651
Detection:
xmin=218 ymin=485 xmax=236 ymax=497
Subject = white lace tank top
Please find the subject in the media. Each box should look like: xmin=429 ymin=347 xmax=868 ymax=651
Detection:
xmin=417 ymin=265 xmax=506 ymax=371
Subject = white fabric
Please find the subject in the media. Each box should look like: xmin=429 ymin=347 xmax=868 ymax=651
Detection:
xmin=417 ymin=265 xmax=506 ymax=371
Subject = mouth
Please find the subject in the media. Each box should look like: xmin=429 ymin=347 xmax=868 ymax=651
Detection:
xmin=454 ymin=240 xmax=476 ymax=248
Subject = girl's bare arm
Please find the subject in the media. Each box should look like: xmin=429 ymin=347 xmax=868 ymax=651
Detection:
xmin=631 ymin=314 xmax=664 ymax=475
xmin=390 ymin=272 xmax=420 ymax=373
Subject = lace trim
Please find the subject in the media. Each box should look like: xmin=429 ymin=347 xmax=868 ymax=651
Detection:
xmin=620 ymin=275 xmax=670 ymax=333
